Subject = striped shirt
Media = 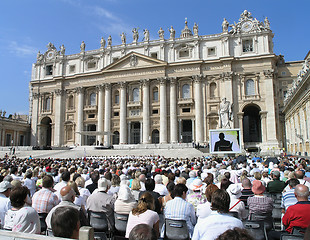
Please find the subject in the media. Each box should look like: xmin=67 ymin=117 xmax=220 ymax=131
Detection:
xmin=164 ymin=197 xmax=196 ymax=236
xmin=32 ymin=188 xmax=59 ymax=213
xmin=282 ymin=188 xmax=297 ymax=211
xmin=247 ymin=195 xmax=273 ymax=215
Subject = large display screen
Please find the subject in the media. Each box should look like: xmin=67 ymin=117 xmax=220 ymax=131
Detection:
xmin=209 ymin=129 xmax=241 ymax=154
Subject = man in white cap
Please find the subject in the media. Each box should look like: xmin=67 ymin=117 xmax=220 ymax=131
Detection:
xmin=86 ymin=178 xmax=115 ymax=226
xmin=0 ymin=181 xmax=12 ymax=227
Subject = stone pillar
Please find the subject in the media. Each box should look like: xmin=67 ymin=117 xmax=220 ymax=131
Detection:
xmin=193 ymin=75 xmax=203 ymax=144
xmin=260 ymin=111 xmax=268 ymax=144
xmin=119 ymin=82 xmax=127 ymax=144
xmin=31 ymin=93 xmax=39 ymax=146
xmin=159 ymin=77 xmax=167 ymax=143
xmin=54 ymin=89 xmax=64 ymax=147
xmin=127 ymin=122 xmax=131 ymax=144
xmin=2 ymin=129 xmax=5 ymax=146
xmin=179 ymin=119 xmax=182 ymax=143
xmin=237 ymin=112 xmax=244 ymax=151
xmin=97 ymin=85 xmax=104 ymax=145
xmin=75 ymin=87 xmax=84 ymax=145
xmin=170 ymin=78 xmax=178 ymax=143
xmin=104 ymin=84 xmax=111 ymax=147
xmin=142 ymin=79 xmax=150 ymax=144
xmin=263 ymin=70 xmax=278 ymax=146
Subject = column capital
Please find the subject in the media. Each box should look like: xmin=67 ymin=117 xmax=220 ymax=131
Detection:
xmin=157 ymin=77 xmax=167 ymax=85
xmin=221 ymin=71 xmax=233 ymax=81
xmin=259 ymin=111 xmax=268 ymax=119
xmin=55 ymin=89 xmax=64 ymax=96
xmin=169 ymin=77 xmax=177 ymax=85
xmin=192 ymin=74 xmax=203 ymax=83
xmin=119 ymin=81 xmax=127 ymax=89
xmin=96 ymin=84 xmax=105 ymax=91
xmin=237 ymin=112 xmax=244 ymax=119
xmin=75 ymin=87 xmax=84 ymax=94
xmin=32 ymin=93 xmax=40 ymax=99
xmin=263 ymin=69 xmax=274 ymax=78
xmin=104 ymin=83 xmax=111 ymax=90
xmin=140 ymin=79 xmax=150 ymax=87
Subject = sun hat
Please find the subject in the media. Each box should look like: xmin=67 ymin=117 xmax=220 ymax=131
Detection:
xmin=189 ymin=178 xmax=203 ymax=191
xmin=252 ymin=180 xmax=266 ymax=195
xmin=0 ymin=181 xmax=12 ymax=192
xmin=227 ymin=184 xmax=242 ymax=199
xmin=98 ymin=178 xmax=109 ymax=192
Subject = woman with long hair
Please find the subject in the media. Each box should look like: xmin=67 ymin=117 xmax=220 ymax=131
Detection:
xmin=125 ymin=192 xmax=159 ymax=238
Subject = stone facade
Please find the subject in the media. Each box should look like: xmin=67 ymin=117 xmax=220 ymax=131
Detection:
xmin=29 ymin=10 xmax=297 ymax=153
xmin=283 ymin=52 xmax=310 ymax=156
xmin=0 ymin=112 xmax=30 ymax=146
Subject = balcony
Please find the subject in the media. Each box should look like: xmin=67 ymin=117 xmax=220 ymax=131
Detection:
xmin=178 ymin=98 xmax=194 ymax=107
xmin=128 ymin=101 xmax=142 ymax=108
xmin=84 ymin=105 xmax=97 ymax=112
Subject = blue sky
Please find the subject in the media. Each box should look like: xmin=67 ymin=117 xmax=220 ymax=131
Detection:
xmin=0 ymin=0 xmax=308 ymax=115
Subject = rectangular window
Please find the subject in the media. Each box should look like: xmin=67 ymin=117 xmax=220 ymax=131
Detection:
xmin=243 ymin=39 xmax=253 ymax=52
xmin=113 ymin=112 xmax=119 ymax=117
xmin=179 ymin=50 xmax=190 ymax=58
xmin=182 ymin=108 xmax=190 ymax=113
xmin=69 ymin=65 xmax=76 ymax=73
xmin=151 ymin=52 xmax=158 ymax=59
xmin=46 ymin=65 xmax=53 ymax=75
xmin=208 ymin=47 xmax=216 ymax=56
xmin=88 ymin=114 xmax=95 ymax=118
xmin=87 ymin=62 xmax=96 ymax=69
xmin=152 ymin=109 xmax=158 ymax=114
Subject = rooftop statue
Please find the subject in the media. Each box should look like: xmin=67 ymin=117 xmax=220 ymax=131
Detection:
xmin=100 ymin=37 xmax=106 ymax=48
xmin=107 ymin=35 xmax=112 ymax=47
xmin=158 ymin=27 xmax=164 ymax=40
xmin=121 ymin=32 xmax=126 ymax=45
xmin=193 ymin=23 xmax=199 ymax=36
xmin=169 ymin=26 xmax=175 ymax=39
xmin=132 ymin=28 xmax=139 ymax=43
xmin=60 ymin=45 xmax=65 ymax=55
xmin=143 ymin=29 xmax=150 ymax=42
xmin=222 ymin=18 xmax=229 ymax=32
xmin=80 ymin=41 xmax=85 ymax=52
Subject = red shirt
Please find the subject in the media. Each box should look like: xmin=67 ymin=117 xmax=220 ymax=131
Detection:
xmin=282 ymin=201 xmax=310 ymax=233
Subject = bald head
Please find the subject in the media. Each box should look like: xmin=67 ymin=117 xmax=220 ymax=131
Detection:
xmin=242 ymin=178 xmax=251 ymax=189
xmin=295 ymin=170 xmax=305 ymax=179
xmin=60 ymin=186 xmax=75 ymax=202
xmin=294 ymin=184 xmax=309 ymax=201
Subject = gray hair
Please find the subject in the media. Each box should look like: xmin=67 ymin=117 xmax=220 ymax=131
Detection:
xmin=295 ymin=184 xmax=309 ymax=198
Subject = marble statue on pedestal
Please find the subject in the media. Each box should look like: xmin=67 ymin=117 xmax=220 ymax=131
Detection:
xmin=219 ymin=98 xmax=233 ymax=129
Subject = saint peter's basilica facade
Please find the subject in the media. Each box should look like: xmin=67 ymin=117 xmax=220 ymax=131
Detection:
xmin=29 ymin=10 xmax=303 ymax=154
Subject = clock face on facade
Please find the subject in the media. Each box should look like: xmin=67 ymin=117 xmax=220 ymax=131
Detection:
xmin=46 ymin=51 xmax=55 ymax=60
xmin=241 ymin=21 xmax=253 ymax=32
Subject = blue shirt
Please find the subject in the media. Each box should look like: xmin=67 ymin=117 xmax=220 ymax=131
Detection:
xmin=164 ymin=197 xmax=196 ymax=236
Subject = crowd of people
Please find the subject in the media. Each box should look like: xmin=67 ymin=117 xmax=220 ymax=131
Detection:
xmin=0 ymin=153 xmax=309 ymax=240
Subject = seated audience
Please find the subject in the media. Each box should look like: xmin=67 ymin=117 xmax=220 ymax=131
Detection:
xmin=266 ymin=171 xmax=286 ymax=193
xmin=196 ymin=183 xmax=218 ymax=221
xmin=4 ymin=186 xmax=40 ymax=234
xmin=129 ymin=223 xmax=157 ymax=240
xmin=192 ymin=189 xmax=243 ymax=240
xmin=115 ymin=184 xmax=137 ymax=214
xmin=125 ymin=192 xmax=159 ymax=238
xmin=51 ymin=206 xmax=80 ymax=239
xmin=239 ymin=178 xmax=253 ymax=206
xmin=226 ymin=184 xmax=247 ymax=219
xmin=0 ymin=181 xmax=12 ymax=228
xmin=164 ymin=183 xmax=196 ymax=237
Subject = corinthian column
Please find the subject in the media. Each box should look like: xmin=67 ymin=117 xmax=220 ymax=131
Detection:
xmin=104 ymin=84 xmax=111 ymax=147
xmin=160 ymin=77 xmax=168 ymax=143
xmin=54 ymin=89 xmax=64 ymax=147
xmin=120 ymin=82 xmax=127 ymax=144
xmin=170 ymin=78 xmax=178 ymax=143
xmin=97 ymin=85 xmax=104 ymax=144
xmin=75 ymin=87 xmax=84 ymax=145
xmin=31 ymin=93 xmax=39 ymax=146
xmin=194 ymin=75 xmax=203 ymax=144
xmin=142 ymin=79 xmax=150 ymax=144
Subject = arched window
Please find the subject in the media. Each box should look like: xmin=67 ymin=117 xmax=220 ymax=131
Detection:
xmin=114 ymin=91 xmax=119 ymax=105
xmin=182 ymin=84 xmax=190 ymax=99
xmin=245 ymin=79 xmax=255 ymax=96
xmin=210 ymin=82 xmax=217 ymax=98
xmin=68 ymin=95 xmax=74 ymax=109
xmin=45 ymin=97 xmax=51 ymax=111
xmin=133 ymin=88 xmax=139 ymax=102
xmin=153 ymin=87 xmax=158 ymax=102
xmin=90 ymin=92 xmax=96 ymax=106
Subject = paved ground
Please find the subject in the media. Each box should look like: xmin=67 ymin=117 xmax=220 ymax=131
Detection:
xmin=0 ymin=147 xmax=207 ymax=159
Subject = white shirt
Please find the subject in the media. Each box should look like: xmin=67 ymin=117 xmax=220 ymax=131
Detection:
xmin=0 ymin=194 xmax=11 ymax=227
xmin=192 ymin=211 xmax=243 ymax=240
xmin=23 ymin=178 xmax=36 ymax=197
xmin=154 ymin=184 xmax=168 ymax=196
xmin=54 ymin=180 xmax=67 ymax=199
